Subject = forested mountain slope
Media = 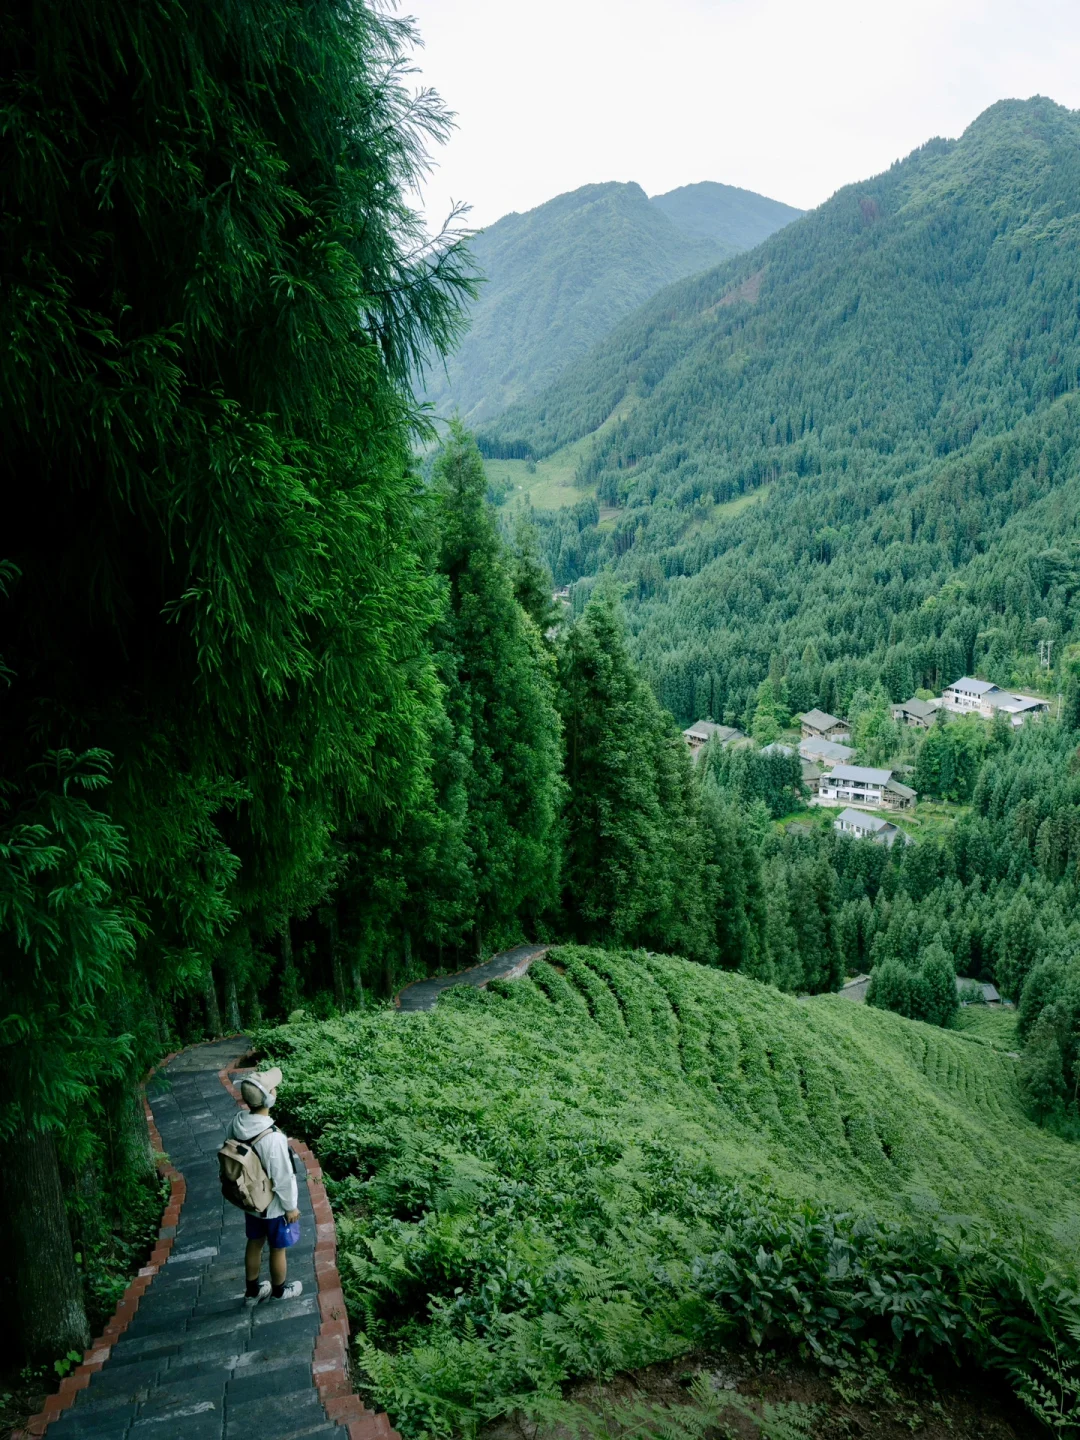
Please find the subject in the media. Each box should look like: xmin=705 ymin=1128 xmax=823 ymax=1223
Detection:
xmin=482 ymin=98 xmax=1080 ymax=725
xmin=421 ymin=180 xmax=801 ymax=424
xmin=651 ymin=178 xmax=804 ymax=248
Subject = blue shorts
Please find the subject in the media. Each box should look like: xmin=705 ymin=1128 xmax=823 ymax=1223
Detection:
xmin=245 ymin=1213 xmax=300 ymax=1249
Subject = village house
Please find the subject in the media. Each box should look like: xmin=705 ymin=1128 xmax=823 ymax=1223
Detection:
xmin=955 ymin=978 xmax=1002 ymax=1006
xmin=801 ymin=759 xmax=822 ymax=794
xmin=682 ymin=720 xmax=745 ymax=760
xmin=838 ymin=973 xmax=871 ymax=1002
xmin=993 ymin=693 xmax=1051 ymax=723
xmin=818 ymin=764 xmax=916 ymax=810
xmin=798 ymin=708 xmax=851 ymax=742
xmin=891 ymin=697 xmax=938 ymax=728
xmin=833 ymin=808 xmax=906 ymax=845
xmin=798 ymin=736 xmax=855 ymax=765
xmin=941 ymin=677 xmax=1049 ymax=724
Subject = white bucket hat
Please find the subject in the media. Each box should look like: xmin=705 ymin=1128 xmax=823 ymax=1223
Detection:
xmin=241 ymin=1067 xmax=282 ymax=1106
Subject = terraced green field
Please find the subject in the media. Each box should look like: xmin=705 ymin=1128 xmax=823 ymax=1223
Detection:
xmin=263 ymin=947 xmax=1080 ymax=1437
xmin=956 ymin=1004 xmax=1020 ymax=1051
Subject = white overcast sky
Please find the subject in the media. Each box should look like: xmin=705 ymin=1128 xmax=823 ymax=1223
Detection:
xmin=403 ymin=0 xmax=1080 ymax=231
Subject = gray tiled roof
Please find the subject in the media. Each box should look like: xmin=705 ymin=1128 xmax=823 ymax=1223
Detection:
xmin=827 ymin=764 xmax=893 ymax=785
xmin=801 ymin=708 xmax=845 ymax=730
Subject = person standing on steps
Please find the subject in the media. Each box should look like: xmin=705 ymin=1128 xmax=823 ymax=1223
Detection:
xmin=226 ymin=1067 xmax=303 ymax=1306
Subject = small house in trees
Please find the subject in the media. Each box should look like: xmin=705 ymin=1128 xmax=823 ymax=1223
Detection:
xmin=942 ymin=677 xmax=1006 ymax=714
xmin=798 ymin=708 xmax=851 ymax=742
xmin=892 ymin=697 xmax=938 ymax=728
xmin=801 ymin=759 xmax=822 ymax=794
xmin=955 ymin=978 xmax=1002 ymax=1005
xmin=833 ymin=808 xmax=905 ymax=846
xmin=818 ymin=765 xmax=916 ymax=811
xmin=682 ymin=720 xmax=744 ymax=760
xmin=993 ymin=693 xmax=1050 ymax=724
xmin=799 ymin=736 xmax=855 ymax=765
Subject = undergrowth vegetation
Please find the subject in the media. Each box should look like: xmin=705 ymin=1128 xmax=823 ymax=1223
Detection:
xmin=261 ymin=947 xmax=1080 ymax=1438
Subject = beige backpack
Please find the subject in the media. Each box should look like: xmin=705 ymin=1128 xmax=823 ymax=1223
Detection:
xmin=218 ymin=1125 xmax=276 ymax=1213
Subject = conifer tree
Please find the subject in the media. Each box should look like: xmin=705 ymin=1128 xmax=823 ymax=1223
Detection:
xmin=510 ymin=513 xmax=561 ymax=635
xmin=558 ymin=583 xmax=709 ymax=954
xmin=699 ymin=777 xmax=769 ymax=974
xmin=433 ymin=424 xmax=564 ymax=951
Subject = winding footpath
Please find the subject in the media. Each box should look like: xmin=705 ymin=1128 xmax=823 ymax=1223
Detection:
xmin=23 ymin=946 xmax=549 ymax=1439
xmin=23 ymin=1039 xmax=395 ymax=1440
xmin=395 ymin=943 xmax=548 ymax=1011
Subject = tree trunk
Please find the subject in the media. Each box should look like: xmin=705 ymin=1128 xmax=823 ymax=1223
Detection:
xmin=225 ymin=972 xmax=242 ymax=1033
xmin=71 ymin=1156 xmax=104 ymax=1259
xmin=115 ymin=1078 xmax=157 ymax=1183
xmin=475 ymin=921 xmax=484 ymax=962
xmin=280 ymin=923 xmax=300 ymax=1014
xmin=146 ymin=991 xmax=168 ymax=1051
xmin=204 ymin=970 xmax=222 ymax=1036
xmin=9 ymin=1130 xmax=90 ymax=1361
xmin=327 ymin=910 xmax=347 ymax=1009
xmin=352 ymin=961 xmax=365 ymax=1005
xmin=244 ymin=979 xmax=262 ymax=1027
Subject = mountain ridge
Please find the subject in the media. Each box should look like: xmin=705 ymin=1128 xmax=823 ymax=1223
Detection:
xmin=481 ymin=98 xmax=1080 ymax=477
xmin=421 ymin=177 xmax=802 ymax=425
xmin=478 ymin=96 xmax=1080 ymax=728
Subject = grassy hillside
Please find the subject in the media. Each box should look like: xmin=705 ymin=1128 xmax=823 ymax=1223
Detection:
xmin=264 ymin=946 xmax=1080 ymax=1436
xmin=422 ymin=181 xmax=800 ymax=426
xmin=480 ymin=99 xmax=1080 ymax=728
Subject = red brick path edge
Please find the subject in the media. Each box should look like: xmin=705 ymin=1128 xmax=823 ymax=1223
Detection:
xmin=13 ymin=1043 xmax=195 ymax=1440
xmin=218 ymin=1063 xmax=399 ymax=1440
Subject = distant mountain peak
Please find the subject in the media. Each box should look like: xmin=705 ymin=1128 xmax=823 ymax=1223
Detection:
xmin=650 ymin=181 xmax=805 ymax=250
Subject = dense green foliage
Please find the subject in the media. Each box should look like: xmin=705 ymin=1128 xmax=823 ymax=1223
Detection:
xmin=264 ymin=946 xmax=1080 ymax=1438
xmin=0 ymin=0 xmax=474 ymax=1357
xmin=557 ymin=584 xmax=706 ymax=952
xmin=483 ymin=99 xmax=1080 ymax=735
xmin=421 ymin=181 xmax=800 ymax=425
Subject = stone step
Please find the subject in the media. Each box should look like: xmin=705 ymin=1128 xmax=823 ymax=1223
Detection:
xmin=222 ymin=1388 xmax=325 ymax=1439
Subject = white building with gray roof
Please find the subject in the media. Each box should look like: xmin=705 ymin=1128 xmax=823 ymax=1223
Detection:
xmin=818 ymin=764 xmax=916 ymax=811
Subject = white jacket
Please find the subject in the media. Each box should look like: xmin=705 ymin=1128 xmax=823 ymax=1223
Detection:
xmin=227 ymin=1110 xmax=298 ymax=1218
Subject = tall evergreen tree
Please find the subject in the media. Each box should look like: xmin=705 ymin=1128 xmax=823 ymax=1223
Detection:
xmin=433 ymin=424 xmax=564 ymax=952
xmin=699 ymin=778 xmax=769 ymax=975
xmin=558 ymin=583 xmax=709 ymax=955
xmin=510 ymin=512 xmax=561 ymax=635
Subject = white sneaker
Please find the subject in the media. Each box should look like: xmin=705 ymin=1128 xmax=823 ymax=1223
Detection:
xmin=244 ymin=1280 xmax=272 ymax=1307
xmin=271 ymin=1280 xmax=303 ymax=1301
